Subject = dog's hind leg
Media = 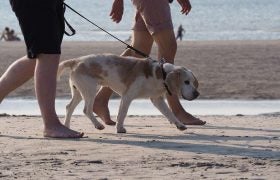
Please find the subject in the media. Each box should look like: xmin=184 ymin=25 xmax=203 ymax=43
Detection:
xmin=116 ymin=96 xmax=133 ymax=133
xmin=77 ymin=77 xmax=105 ymax=130
xmin=83 ymin=97 xmax=105 ymax=130
xmin=64 ymin=81 xmax=82 ymax=128
xmin=150 ymin=97 xmax=187 ymax=131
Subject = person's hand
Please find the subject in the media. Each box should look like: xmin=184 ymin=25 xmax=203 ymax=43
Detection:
xmin=177 ymin=0 xmax=192 ymax=15
xmin=110 ymin=0 xmax=124 ymax=23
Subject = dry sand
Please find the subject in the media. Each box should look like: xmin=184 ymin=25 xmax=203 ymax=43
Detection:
xmin=0 ymin=40 xmax=279 ymax=179
xmin=0 ymin=115 xmax=279 ymax=179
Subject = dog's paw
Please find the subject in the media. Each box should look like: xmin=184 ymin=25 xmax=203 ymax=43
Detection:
xmin=117 ymin=127 xmax=127 ymax=133
xmin=64 ymin=123 xmax=70 ymax=128
xmin=95 ymin=123 xmax=105 ymax=130
xmin=177 ymin=125 xmax=187 ymax=131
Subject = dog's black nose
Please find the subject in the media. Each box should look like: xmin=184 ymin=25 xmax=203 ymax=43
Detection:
xmin=193 ymin=91 xmax=200 ymax=98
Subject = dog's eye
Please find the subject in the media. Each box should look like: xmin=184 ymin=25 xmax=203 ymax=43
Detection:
xmin=184 ymin=80 xmax=190 ymax=85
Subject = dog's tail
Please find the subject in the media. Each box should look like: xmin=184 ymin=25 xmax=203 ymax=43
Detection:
xmin=57 ymin=59 xmax=78 ymax=80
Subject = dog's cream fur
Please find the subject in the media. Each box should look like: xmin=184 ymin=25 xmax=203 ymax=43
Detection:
xmin=58 ymin=54 xmax=199 ymax=133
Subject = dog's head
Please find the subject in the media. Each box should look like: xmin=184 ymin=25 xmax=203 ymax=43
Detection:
xmin=165 ymin=65 xmax=199 ymax=100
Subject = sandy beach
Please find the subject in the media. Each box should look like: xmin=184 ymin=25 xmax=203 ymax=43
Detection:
xmin=0 ymin=40 xmax=279 ymax=179
xmin=0 ymin=114 xmax=279 ymax=179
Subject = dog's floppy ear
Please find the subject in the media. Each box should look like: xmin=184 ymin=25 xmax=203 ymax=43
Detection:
xmin=165 ymin=70 xmax=181 ymax=94
xmin=192 ymin=72 xmax=199 ymax=88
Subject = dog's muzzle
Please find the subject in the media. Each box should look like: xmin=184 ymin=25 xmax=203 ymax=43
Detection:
xmin=193 ymin=91 xmax=200 ymax=99
xmin=182 ymin=90 xmax=200 ymax=100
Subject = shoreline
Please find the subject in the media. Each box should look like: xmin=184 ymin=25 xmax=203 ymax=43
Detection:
xmin=1 ymin=99 xmax=280 ymax=116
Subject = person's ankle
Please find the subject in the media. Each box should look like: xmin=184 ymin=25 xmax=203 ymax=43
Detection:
xmin=43 ymin=119 xmax=63 ymax=129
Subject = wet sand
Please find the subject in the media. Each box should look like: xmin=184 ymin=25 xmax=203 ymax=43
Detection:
xmin=0 ymin=40 xmax=280 ymax=99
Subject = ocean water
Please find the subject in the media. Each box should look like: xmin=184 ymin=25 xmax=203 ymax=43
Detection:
xmin=1 ymin=99 xmax=280 ymax=116
xmin=1 ymin=0 xmax=280 ymax=41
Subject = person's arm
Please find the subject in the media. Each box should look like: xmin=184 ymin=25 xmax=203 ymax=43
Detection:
xmin=110 ymin=0 xmax=124 ymax=23
xmin=177 ymin=0 xmax=192 ymax=15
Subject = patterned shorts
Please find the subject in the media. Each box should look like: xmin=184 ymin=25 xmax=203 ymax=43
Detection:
xmin=132 ymin=0 xmax=173 ymax=35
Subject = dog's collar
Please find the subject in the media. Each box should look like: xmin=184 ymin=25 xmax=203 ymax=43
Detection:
xmin=159 ymin=59 xmax=172 ymax=96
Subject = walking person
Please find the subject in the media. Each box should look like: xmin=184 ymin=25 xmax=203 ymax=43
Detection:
xmin=0 ymin=0 xmax=84 ymax=138
xmin=93 ymin=0 xmax=206 ymax=125
xmin=176 ymin=24 xmax=185 ymax=41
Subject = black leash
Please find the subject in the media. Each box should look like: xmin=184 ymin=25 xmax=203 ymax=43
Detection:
xmin=63 ymin=2 xmax=149 ymax=58
xmin=63 ymin=3 xmax=172 ymax=95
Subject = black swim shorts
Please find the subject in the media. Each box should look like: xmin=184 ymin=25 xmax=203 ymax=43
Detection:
xmin=10 ymin=0 xmax=65 ymax=59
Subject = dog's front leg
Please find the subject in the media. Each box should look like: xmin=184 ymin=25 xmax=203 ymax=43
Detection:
xmin=116 ymin=96 xmax=133 ymax=133
xmin=150 ymin=97 xmax=187 ymax=131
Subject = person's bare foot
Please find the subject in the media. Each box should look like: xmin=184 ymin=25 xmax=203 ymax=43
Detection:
xmin=44 ymin=123 xmax=84 ymax=138
xmin=93 ymin=100 xmax=116 ymax=126
xmin=175 ymin=112 xmax=206 ymax=125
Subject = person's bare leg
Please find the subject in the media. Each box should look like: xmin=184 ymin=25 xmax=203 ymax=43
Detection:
xmin=0 ymin=56 xmax=35 ymax=103
xmin=35 ymin=54 xmax=84 ymax=138
xmin=93 ymin=31 xmax=153 ymax=124
xmin=121 ymin=31 xmax=154 ymax=57
xmin=92 ymin=87 xmax=116 ymax=125
xmin=153 ymin=29 xmax=206 ymax=125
